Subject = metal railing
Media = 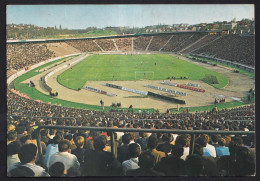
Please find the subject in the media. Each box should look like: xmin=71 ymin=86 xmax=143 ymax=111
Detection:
xmin=35 ymin=125 xmax=255 ymax=167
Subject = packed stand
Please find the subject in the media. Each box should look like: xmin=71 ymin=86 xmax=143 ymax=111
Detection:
xmin=66 ymin=39 xmax=101 ymax=52
xmin=8 ymin=89 xmax=255 ymax=131
xmin=7 ymin=121 xmax=255 ymax=177
xmin=161 ymin=33 xmax=192 ymax=52
xmin=7 ymin=43 xmax=55 ymax=71
xmin=148 ymin=35 xmax=172 ymax=51
xmin=193 ymin=35 xmax=255 ymax=66
xmin=7 ymin=89 xmax=255 ymax=177
xmin=133 ymin=36 xmax=152 ymax=51
xmin=182 ymin=35 xmax=220 ymax=54
xmin=95 ymin=39 xmax=117 ymax=51
xmin=114 ymin=38 xmax=132 ymax=51
xmin=173 ymin=33 xmax=206 ymax=52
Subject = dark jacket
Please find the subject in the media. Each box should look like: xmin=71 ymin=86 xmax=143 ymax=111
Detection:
xmin=155 ymin=156 xmax=186 ymax=176
xmin=84 ymin=150 xmax=121 ymax=176
xmin=117 ymin=144 xmax=130 ymax=163
xmin=71 ymin=147 xmax=85 ymax=167
xmin=156 ymin=143 xmax=174 ymax=155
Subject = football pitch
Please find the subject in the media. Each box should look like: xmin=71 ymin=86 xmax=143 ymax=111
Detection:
xmin=57 ymin=54 xmax=228 ymax=90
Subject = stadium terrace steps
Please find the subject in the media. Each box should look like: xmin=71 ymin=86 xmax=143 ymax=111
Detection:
xmin=95 ymin=39 xmax=117 ymax=51
xmin=172 ymin=34 xmax=195 ymax=52
xmin=159 ymin=35 xmax=174 ymax=52
xmin=93 ymin=40 xmax=104 ymax=51
xmin=145 ymin=36 xmax=153 ymax=51
xmin=112 ymin=39 xmax=119 ymax=51
xmin=190 ymin=35 xmax=222 ymax=53
xmin=46 ymin=42 xmax=81 ymax=57
xmin=179 ymin=35 xmax=208 ymax=53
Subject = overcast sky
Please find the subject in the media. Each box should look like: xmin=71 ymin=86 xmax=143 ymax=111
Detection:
xmin=7 ymin=4 xmax=254 ymax=29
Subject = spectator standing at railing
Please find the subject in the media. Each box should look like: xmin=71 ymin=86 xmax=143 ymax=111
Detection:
xmin=122 ymin=143 xmax=141 ymax=175
xmin=71 ymin=136 xmax=85 ymax=168
xmin=8 ymin=143 xmax=50 ymax=177
xmin=7 ymin=141 xmax=21 ymax=168
xmin=155 ymin=145 xmax=186 ymax=176
xmin=146 ymin=135 xmax=166 ymax=165
xmin=84 ymin=135 xmax=122 ymax=176
xmin=193 ymin=143 xmax=219 ymax=176
xmin=117 ymin=134 xmax=131 ymax=163
xmin=196 ymin=134 xmax=216 ymax=158
xmin=175 ymin=134 xmax=190 ymax=160
xmin=215 ymin=137 xmax=230 ymax=158
xmin=126 ymin=150 xmax=165 ymax=176
xmin=48 ymin=139 xmax=80 ymax=171
xmin=44 ymin=134 xmax=63 ymax=168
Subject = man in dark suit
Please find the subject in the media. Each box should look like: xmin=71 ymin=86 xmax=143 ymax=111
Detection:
xmin=117 ymin=134 xmax=131 ymax=163
xmin=126 ymin=151 xmax=165 ymax=176
xmin=83 ymin=136 xmax=122 ymax=176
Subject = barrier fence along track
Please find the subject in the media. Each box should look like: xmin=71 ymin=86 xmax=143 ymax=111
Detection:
xmin=84 ymin=86 xmax=117 ymax=97
xmin=161 ymin=81 xmax=205 ymax=93
xmin=145 ymin=84 xmax=187 ymax=96
xmin=35 ymin=125 xmax=255 ymax=167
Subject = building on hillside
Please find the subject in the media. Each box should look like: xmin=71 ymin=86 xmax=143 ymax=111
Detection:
xmin=224 ymin=22 xmax=237 ymax=29
xmin=207 ymin=23 xmax=219 ymax=30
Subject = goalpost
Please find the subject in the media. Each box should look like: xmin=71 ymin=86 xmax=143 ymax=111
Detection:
xmin=135 ymin=71 xmax=154 ymax=80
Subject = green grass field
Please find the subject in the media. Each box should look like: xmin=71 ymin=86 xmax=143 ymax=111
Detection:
xmin=13 ymin=56 xmax=154 ymax=113
xmin=57 ymin=54 xmax=229 ymax=90
xmin=13 ymin=53 xmax=249 ymax=112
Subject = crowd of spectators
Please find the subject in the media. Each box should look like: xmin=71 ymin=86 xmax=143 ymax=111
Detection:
xmin=7 ymin=43 xmax=55 ymax=71
xmin=7 ymin=34 xmax=255 ymax=72
xmin=95 ymin=39 xmax=117 ymax=51
xmin=161 ymin=33 xmax=192 ymax=52
xmin=7 ymin=88 xmax=255 ymax=177
xmin=182 ymin=35 xmax=219 ymax=54
xmin=7 ymin=122 xmax=255 ymax=177
xmin=133 ymin=36 xmax=152 ymax=51
xmin=148 ymin=35 xmax=172 ymax=51
xmin=66 ymin=39 xmax=101 ymax=52
xmin=173 ymin=33 xmax=206 ymax=52
xmin=7 ymin=90 xmax=255 ymax=132
xmin=114 ymin=38 xmax=132 ymax=51
xmin=193 ymin=34 xmax=255 ymax=66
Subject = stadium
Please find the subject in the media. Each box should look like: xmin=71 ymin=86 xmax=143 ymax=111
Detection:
xmin=6 ymin=5 xmax=255 ymax=177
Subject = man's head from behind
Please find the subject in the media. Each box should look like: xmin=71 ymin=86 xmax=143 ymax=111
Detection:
xmin=138 ymin=151 xmax=155 ymax=169
xmin=58 ymin=139 xmax=71 ymax=152
xmin=53 ymin=134 xmax=63 ymax=144
xmin=75 ymin=136 xmax=85 ymax=148
xmin=129 ymin=143 xmax=141 ymax=158
xmin=94 ymin=135 xmax=107 ymax=151
xmin=122 ymin=133 xmax=131 ymax=145
xmin=18 ymin=143 xmax=37 ymax=164
xmin=147 ymin=135 xmax=158 ymax=149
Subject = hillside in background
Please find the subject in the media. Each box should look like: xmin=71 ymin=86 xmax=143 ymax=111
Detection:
xmin=6 ymin=24 xmax=118 ymax=40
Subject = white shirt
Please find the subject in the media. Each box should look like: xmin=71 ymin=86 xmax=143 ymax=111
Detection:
xmin=122 ymin=157 xmax=139 ymax=175
xmin=7 ymin=154 xmax=20 ymax=169
xmin=8 ymin=162 xmax=50 ymax=177
xmin=116 ymin=132 xmax=124 ymax=141
xmin=181 ymin=147 xmax=190 ymax=160
xmin=204 ymin=143 xmax=216 ymax=157
xmin=48 ymin=152 xmax=80 ymax=171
